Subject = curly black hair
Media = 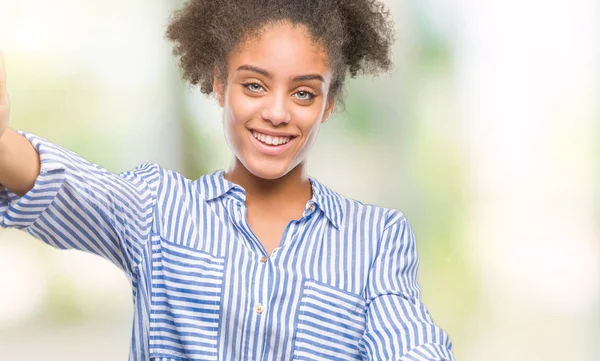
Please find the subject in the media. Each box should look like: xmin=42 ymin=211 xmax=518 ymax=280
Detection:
xmin=165 ymin=0 xmax=394 ymax=99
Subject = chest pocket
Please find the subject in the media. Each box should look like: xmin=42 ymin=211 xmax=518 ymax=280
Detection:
xmin=292 ymin=280 xmax=367 ymax=360
xmin=149 ymin=236 xmax=225 ymax=361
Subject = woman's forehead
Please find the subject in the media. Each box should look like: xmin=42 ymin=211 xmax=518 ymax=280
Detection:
xmin=228 ymin=22 xmax=331 ymax=80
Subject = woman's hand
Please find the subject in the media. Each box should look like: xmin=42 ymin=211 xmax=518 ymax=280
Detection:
xmin=0 ymin=52 xmax=9 ymax=141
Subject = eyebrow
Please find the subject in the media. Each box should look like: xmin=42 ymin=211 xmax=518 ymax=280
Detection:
xmin=236 ymin=65 xmax=324 ymax=83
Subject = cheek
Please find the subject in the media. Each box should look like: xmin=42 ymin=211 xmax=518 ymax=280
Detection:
xmin=294 ymin=105 xmax=325 ymax=135
xmin=226 ymin=90 xmax=261 ymax=127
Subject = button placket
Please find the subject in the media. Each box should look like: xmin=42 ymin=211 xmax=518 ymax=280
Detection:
xmin=253 ymin=252 xmax=270 ymax=319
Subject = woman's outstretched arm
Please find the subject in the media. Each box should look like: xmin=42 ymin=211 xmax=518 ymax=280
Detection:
xmin=0 ymin=53 xmax=162 ymax=277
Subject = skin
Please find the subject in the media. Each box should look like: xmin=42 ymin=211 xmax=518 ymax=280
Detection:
xmin=213 ymin=21 xmax=336 ymax=254
xmin=0 ymin=53 xmax=41 ymax=196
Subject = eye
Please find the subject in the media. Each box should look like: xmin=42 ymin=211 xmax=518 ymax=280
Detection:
xmin=243 ymin=82 xmax=265 ymax=93
xmin=293 ymin=89 xmax=316 ymax=101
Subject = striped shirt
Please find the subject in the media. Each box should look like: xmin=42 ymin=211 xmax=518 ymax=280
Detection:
xmin=0 ymin=131 xmax=454 ymax=361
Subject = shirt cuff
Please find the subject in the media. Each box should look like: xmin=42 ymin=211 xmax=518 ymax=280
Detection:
xmin=0 ymin=130 xmax=67 ymax=229
xmin=398 ymin=343 xmax=455 ymax=361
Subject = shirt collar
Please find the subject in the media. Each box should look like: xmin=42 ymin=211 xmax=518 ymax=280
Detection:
xmin=196 ymin=170 xmax=344 ymax=229
xmin=307 ymin=176 xmax=343 ymax=229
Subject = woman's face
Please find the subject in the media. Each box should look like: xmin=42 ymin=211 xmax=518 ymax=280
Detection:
xmin=214 ymin=22 xmax=335 ymax=180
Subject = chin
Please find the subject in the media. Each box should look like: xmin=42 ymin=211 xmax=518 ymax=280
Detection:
xmin=243 ymin=158 xmax=293 ymax=180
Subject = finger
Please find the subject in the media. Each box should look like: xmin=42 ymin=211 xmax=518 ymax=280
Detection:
xmin=0 ymin=52 xmax=7 ymax=106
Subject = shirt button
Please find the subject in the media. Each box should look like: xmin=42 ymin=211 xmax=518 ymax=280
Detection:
xmin=309 ymin=203 xmax=315 ymax=212
xmin=259 ymin=256 xmax=268 ymax=263
xmin=255 ymin=304 xmax=265 ymax=314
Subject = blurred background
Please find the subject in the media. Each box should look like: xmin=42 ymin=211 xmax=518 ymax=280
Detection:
xmin=0 ymin=0 xmax=598 ymax=360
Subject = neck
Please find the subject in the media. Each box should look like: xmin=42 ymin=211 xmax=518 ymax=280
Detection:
xmin=223 ymin=159 xmax=312 ymax=208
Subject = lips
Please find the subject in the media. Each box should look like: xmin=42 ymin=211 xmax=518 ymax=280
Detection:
xmin=247 ymin=129 xmax=297 ymax=156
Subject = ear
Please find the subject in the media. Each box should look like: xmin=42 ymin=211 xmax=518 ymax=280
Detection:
xmin=321 ymin=95 xmax=336 ymax=124
xmin=213 ymin=68 xmax=225 ymax=107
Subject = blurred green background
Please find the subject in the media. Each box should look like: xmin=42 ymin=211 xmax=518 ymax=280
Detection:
xmin=0 ymin=0 xmax=598 ymax=360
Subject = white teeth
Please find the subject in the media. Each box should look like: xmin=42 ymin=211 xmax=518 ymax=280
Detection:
xmin=252 ymin=131 xmax=291 ymax=146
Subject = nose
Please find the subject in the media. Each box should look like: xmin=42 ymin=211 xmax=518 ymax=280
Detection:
xmin=260 ymin=93 xmax=291 ymax=126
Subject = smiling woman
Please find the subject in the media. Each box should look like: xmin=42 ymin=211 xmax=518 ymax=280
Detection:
xmin=0 ymin=0 xmax=454 ymax=360
xmin=217 ymin=22 xmax=333 ymax=182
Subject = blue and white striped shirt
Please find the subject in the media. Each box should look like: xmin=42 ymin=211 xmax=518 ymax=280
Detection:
xmin=0 ymin=131 xmax=454 ymax=361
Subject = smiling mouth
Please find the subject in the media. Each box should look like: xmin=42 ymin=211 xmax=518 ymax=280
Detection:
xmin=251 ymin=130 xmax=296 ymax=146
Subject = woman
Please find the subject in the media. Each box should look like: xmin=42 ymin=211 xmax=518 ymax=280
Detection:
xmin=0 ymin=0 xmax=454 ymax=360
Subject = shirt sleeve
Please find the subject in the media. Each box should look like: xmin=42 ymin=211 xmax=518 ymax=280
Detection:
xmin=0 ymin=130 xmax=161 ymax=277
xmin=359 ymin=213 xmax=455 ymax=361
